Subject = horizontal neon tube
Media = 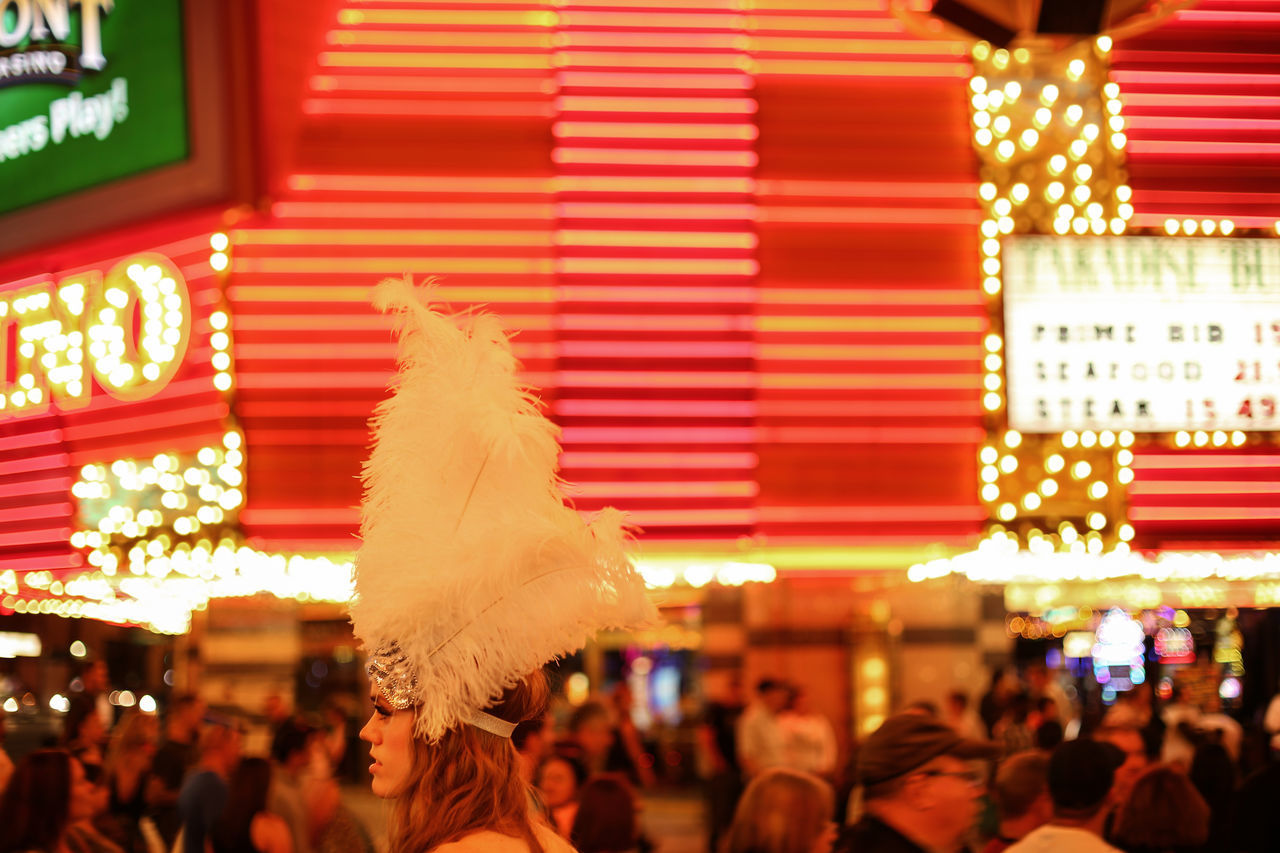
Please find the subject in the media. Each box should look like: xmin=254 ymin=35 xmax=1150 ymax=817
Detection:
xmin=238 ymin=341 xmax=552 ymax=361
xmin=554 ymin=52 xmax=751 ymax=70
xmin=556 ymin=371 xmax=755 ymax=388
xmin=1109 ymin=70 xmax=1280 ymax=86
xmin=759 ymin=288 xmax=981 ymax=306
xmin=558 ymin=11 xmax=745 ymax=28
xmin=555 ymin=71 xmax=751 ymax=89
xmin=759 ymin=344 xmax=978 ymax=360
xmin=229 ymin=285 xmax=554 ymax=304
xmin=557 ymin=340 xmax=753 ymax=358
xmin=233 ymin=315 xmax=552 ymax=332
xmin=327 ymin=30 xmax=553 ymax=48
xmin=234 ymin=258 xmax=555 ymax=274
xmin=565 ymin=481 xmax=758 ymax=498
xmin=555 ymin=230 xmax=756 ymax=248
xmin=338 ymin=10 xmax=556 ymax=26
xmin=553 ymin=122 xmax=758 ymax=140
xmin=556 ymin=96 xmax=757 ymax=114
xmin=759 ymin=206 xmax=981 ymax=225
xmin=0 ymin=428 xmax=65 ymax=450
xmin=60 ymin=402 xmax=230 ymax=442
xmin=753 ymin=59 xmax=967 ymax=77
xmin=1124 ymin=115 xmax=1280 ymax=132
xmin=1172 ymin=10 xmax=1280 ymax=23
xmin=756 ymin=400 xmax=980 ymax=417
xmin=320 ymin=52 xmax=552 ymax=70
xmin=756 ymin=179 xmax=976 ymax=199
xmin=556 ymin=202 xmax=756 ymax=219
xmin=751 ymin=36 xmax=963 ymax=55
xmin=758 ymin=316 xmax=982 ymax=332
xmin=554 ymin=399 xmax=756 ymax=416
xmin=757 ymin=505 xmax=985 ymax=523
xmin=557 ymin=175 xmax=755 ymax=193
xmin=233 ymin=228 xmax=551 ymax=246
xmin=287 ymin=175 xmax=553 ymax=194
xmin=555 ymin=0 xmax=742 ymax=7
xmin=312 ymin=75 xmax=554 ymax=94
xmin=746 ymin=13 xmax=900 ymax=31
xmin=558 ymin=285 xmax=753 ymax=301
xmin=272 ymin=202 xmax=555 ymax=220
xmin=558 ymin=32 xmax=746 ymax=50
xmin=239 ymin=508 xmax=360 ymax=526
xmin=0 ymin=472 xmax=70 ymax=499
xmin=1127 ymin=140 xmax=1280 ymax=155
xmin=0 ymin=502 xmax=72 ymax=523
xmin=0 ymin=452 xmax=69 ymax=476
xmin=761 ymin=426 xmax=986 ymax=443
xmin=1131 ymin=454 xmax=1280 ymax=470
xmin=1117 ymin=92 xmax=1280 ymax=108
xmin=760 ymin=374 xmax=980 ymax=389
xmin=553 ymin=148 xmax=757 ymax=167
xmin=557 ymin=258 xmax=758 ymax=275
xmin=0 ymin=528 xmax=71 ymax=547
xmin=1131 ymin=507 xmax=1280 ymax=521
xmin=1130 ymin=481 xmax=1280 ymax=495
xmin=0 ymin=553 xmax=81 ymax=572
xmin=304 ymin=99 xmax=554 ymax=118
xmin=621 ymin=508 xmax=756 ymax=526
xmin=560 ymin=451 xmax=756 ymax=468
xmin=1129 ymin=214 xmax=1279 ymax=229
xmin=556 ymin=314 xmax=752 ymax=331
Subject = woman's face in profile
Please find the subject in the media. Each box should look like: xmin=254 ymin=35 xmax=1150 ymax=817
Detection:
xmin=69 ymin=759 xmax=97 ymax=822
xmin=359 ymin=691 xmax=415 ymax=798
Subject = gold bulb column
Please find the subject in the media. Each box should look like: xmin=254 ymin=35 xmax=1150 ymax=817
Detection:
xmin=969 ymin=38 xmax=1137 ymax=556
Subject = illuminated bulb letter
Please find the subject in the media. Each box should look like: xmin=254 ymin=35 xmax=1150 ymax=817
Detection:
xmin=7 ymin=274 xmax=95 ymax=415
xmin=89 ymin=253 xmax=191 ymax=402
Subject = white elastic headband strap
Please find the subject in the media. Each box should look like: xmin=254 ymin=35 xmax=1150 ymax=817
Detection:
xmin=460 ymin=706 xmax=516 ymax=739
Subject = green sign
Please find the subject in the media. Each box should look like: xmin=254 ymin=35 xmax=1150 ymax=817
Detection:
xmin=0 ymin=0 xmax=188 ymax=217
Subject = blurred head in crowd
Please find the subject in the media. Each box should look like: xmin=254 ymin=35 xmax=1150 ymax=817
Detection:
xmin=756 ymin=679 xmax=791 ymax=714
xmin=1034 ymin=719 xmax=1064 ymax=751
xmin=1112 ymin=764 xmax=1209 ymax=852
xmin=78 ymin=660 xmax=109 ymax=694
xmin=1094 ymin=724 xmax=1149 ymax=807
xmin=725 ymin=767 xmax=835 ymax=853
xmin=537 ymin=752 xmax=587 ymax=811
xmin=0 ymin=750 xmax=95 ymax=853
xmin=992 ymin=751 xmax=1052 ymax=841
xmin=569 ymin=701 xmax=615 ymax=766
xmin=271 ymin=717 xmax=317 ymax=774
xmin=512 ymin=713 xmax=551 ymax=784
xmin=197 ymin=722 xmax=242 ymax=776
xmin=107 ymin=709 xmax=157 ymax=770
xmin=1046 ymin=739 xmax=1124 ymax=830
xmin=62 ymin=695 xmax=105 ymax=751
xmin=856 ymin=713 xmax=995 ymax=851
xmin=212 ymin=757 xmax=275 ymax=852
xmin=166 ymin=692 xmax=204 ymax=741
xmin=570 ymin=774 xmax=640 ymax=853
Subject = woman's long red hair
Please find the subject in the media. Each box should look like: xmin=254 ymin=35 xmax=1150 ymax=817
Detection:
xmin=390 ymin=670 xmax=550 ymax=853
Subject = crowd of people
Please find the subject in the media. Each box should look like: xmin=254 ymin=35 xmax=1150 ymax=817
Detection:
xmin=0 ymin=661 xmax=369 ymax=853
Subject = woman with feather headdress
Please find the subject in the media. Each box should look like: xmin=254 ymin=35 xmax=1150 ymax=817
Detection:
xmin=351 ymin=279 xmax=656 ymax=853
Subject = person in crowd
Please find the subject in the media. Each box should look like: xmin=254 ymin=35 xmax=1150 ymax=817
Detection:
xmin=1033 ymin=718 xmax=1063 ymax=752
xmin=1110 ymin=765 xmax=1209 ymax=853
xmin=149 ymin=692 xmax=205 ymax=847
xmin=1232 ymin=746 xmax=1280 ymax=852
xmin=1188 ymin=741 xmax=1236 ymax=853
xmin=317 ymin=700 xmax=349 ymax=780
xmin=982 ymin=751 xmax=1052 ymax=853
xmin=1004 ymin=738 xmax=1126 ymax=853
xmin=1158 ymin=684 xmax=1199 ymax=768
xmin=1093 ymin=725 xmax=1149 ymax=812
xmin=696 ymin=673 xmax=745 ymax=853
xmin=269 ymin=717 xmax=319 ymax=853
xmin=837 ymin=712 xmax=996 ymax=853
xmin=738 ymin=678 xmax=791 ymax=778
xmin=570 ymin=774 xmax=642 ymax=853
xmin=513 ymin=714 xmax=552 ymax=788
xmin=0 ymin=749 xmax=96 ymax=853
xmin=979 ymin=668 xmax=1015 ymax=738
xmin=64 ymin=694 xmax=109 ymax=770
xmin=564 ymin=701 xmax=618 ymax=777
xmin=212 ymin=757 xmax=293 ymax=853
xmin=994 ymin=693 xmax=1035 ymax=759
xmin=536 ymin=752 xmax=589 ymax=839
xmin=66 ymin=760 xmax=126 ymax=853
xmin=1025 ymin=666 xmax=1072 ymax=732
xmin=78 ymin=660 xmax=115 ymax=733
xmin=1194 ymin=697 xmax=1242 ymax=763
xmin=944 ymin=690 xmax=985 ymax=740
xmin=606 ymin=683 xmax=657 ymax=788
xmin=781 ymin=686 xmax=838 ymax=778
xmin=178 ymin=722 xmax=242 ymax=853
xmin=102 ymin=709 xmax=157 ymax=851
xmin=725 ymin=766 xmax=836 ymax=853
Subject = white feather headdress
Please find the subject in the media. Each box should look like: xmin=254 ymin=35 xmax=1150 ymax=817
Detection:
xmin=349 ymin=277 xmax=657 ymax=740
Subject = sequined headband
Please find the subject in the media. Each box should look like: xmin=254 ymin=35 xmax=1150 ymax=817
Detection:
xmin=366 ymin=645 xmax=517 ymax=739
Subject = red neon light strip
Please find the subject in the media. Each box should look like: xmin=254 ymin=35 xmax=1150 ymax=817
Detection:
xmin=1131 ymin=455 xmax=1280 ymax=470
xmin=1130 ymin=507 xmax=1280 ymax=521
xmin=1131 ymin=481 xmax=1280 ymax=495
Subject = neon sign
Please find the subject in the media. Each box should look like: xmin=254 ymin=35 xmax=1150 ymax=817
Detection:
xmin=1 ymin=252 xmax=191 ymax=418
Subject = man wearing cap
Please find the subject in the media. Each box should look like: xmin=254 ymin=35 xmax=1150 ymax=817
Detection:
xmin=1003 ymin=739 xmax=1126 ymax=853
xmin=837 ymin=712 xmax=997 ymax=853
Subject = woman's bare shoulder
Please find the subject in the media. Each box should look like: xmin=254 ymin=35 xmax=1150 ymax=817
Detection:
xmin=434 ymin=826 xmax=578 ymax=853
xmin=251 ymin=811 xmax=294 ymax=853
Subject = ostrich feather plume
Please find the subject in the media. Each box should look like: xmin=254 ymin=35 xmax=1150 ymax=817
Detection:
xmin=349 ymin=277 xmax=657 ymax=740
